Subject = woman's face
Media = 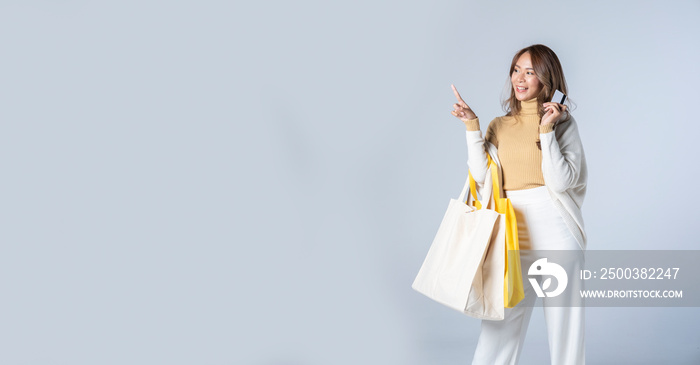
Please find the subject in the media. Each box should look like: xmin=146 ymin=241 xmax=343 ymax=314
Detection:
xmin=511 ymin=52 xmax=543 ymax=101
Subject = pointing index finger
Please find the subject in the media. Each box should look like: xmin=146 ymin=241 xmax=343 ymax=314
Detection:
xmin=451 ymin=84 xmax=468 ymax=107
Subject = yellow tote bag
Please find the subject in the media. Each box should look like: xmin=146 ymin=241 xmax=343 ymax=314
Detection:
xmin=468 ymin=156 xmax=525 ymax=308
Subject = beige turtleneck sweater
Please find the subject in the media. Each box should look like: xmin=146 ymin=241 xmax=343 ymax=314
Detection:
xmin=463 ymin=98 xmax=554 ymax=191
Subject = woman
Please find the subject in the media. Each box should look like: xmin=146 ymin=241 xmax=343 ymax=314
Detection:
xmin=451 ymin=44 xmax=587 ymax=365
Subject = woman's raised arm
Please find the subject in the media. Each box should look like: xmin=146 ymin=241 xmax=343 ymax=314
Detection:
xmin=450 ymin=85 xmax=490 ymax=185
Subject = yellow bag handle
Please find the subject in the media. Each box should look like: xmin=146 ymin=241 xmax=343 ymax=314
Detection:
xmin=466 ymin=157 xmax=501 ymax=208
xmin=467 ymin=155 xmax=503 ymax=202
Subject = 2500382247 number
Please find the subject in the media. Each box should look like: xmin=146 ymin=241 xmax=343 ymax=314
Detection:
xmin=599 ymin=268 xmax=680 ymax=280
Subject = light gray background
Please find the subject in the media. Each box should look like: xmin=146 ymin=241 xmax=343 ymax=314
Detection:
xmin=1 ymin=0 xmax=699 ymax=364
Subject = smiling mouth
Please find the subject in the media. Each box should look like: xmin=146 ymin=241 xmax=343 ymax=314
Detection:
xmin=516 ymin=86 xmax=528 ymax=92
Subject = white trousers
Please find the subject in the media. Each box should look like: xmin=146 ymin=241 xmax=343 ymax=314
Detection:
xmin=471 ymin=186 xmax=585 ymax=365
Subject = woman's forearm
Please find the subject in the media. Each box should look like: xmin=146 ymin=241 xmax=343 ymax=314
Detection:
xmin=464 ymin=118 xmax=490 ymax=186
xmin=540 ymin=119 xmax=585 ymax=193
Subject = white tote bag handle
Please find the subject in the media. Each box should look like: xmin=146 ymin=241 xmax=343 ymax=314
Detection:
xmin=459 ymin=166 xmax=495 ymax=210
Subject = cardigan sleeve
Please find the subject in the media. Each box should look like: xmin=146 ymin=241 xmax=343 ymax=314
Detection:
xmin=465 ymin=117 xmax=498 ymax=186
xmin=539 ymin=116 xmax=586 ymax=193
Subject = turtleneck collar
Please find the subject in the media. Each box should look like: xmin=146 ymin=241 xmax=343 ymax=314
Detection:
xmin=519 ymin=98 xmax=539 ymax=116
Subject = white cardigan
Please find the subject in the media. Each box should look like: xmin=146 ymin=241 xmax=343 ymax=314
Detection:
xmin=465 ymin=116 xmax=588 ymax=250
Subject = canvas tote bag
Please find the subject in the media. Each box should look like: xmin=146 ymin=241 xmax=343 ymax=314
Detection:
xmin=412 ymin=166 xmax=506 ymax=320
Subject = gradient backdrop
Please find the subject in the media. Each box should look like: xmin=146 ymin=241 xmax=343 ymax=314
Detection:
xmin=1 ymin=1 xmax=699 ymax=364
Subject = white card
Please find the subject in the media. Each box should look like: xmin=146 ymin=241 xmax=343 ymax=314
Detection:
xmin=552 ymin=90 xmax=566 ymax=104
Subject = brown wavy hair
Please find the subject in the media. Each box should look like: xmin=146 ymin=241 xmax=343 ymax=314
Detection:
xmin=503 ymin=44 xmax=570 ymax=120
